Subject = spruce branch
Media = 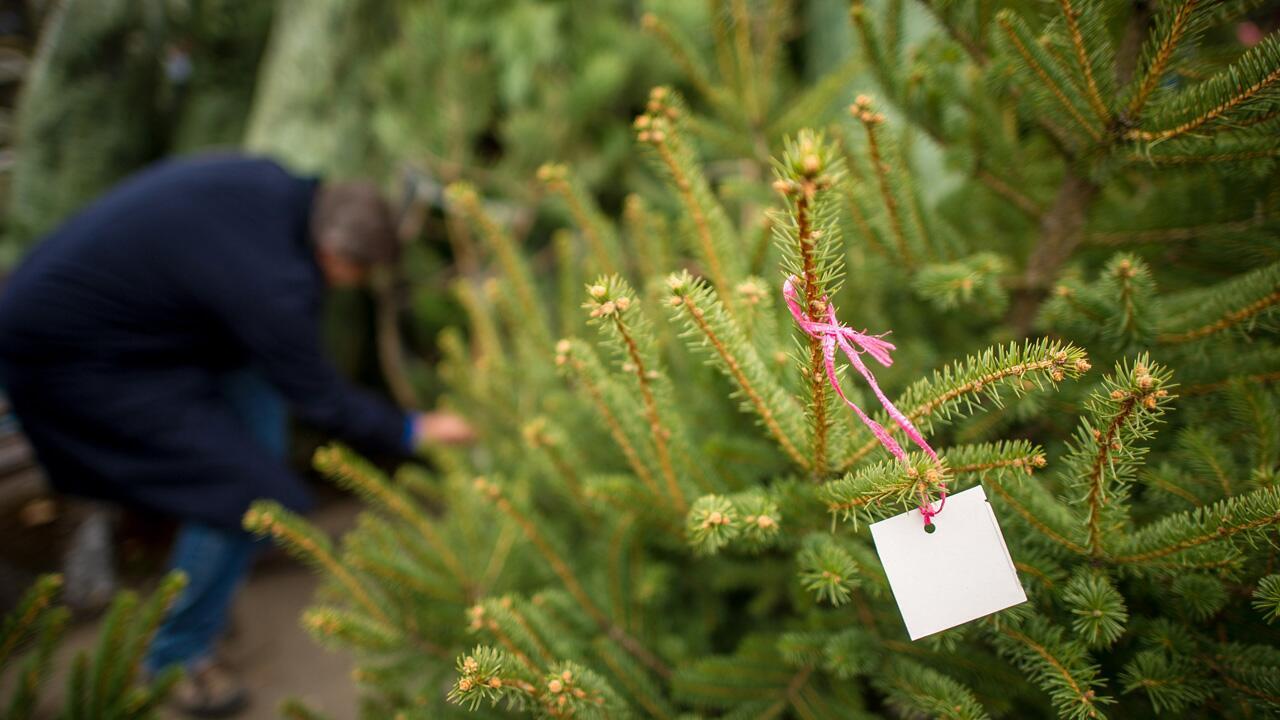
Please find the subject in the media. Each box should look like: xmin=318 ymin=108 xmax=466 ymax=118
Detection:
xmin=5 ymin=603 xmax=68 ymax=720
xmin=995 ymin=10 xmax=1105 ymax=144
xmin=773 ymin=130 xmax=847 ymax=477
xmin=1204 ymin=644 xmax=1280 ymax=709
xmin=986 ymin=473 xmax=1090 ymax=555
xmin=1171 ymin=574 xmax=1228 ymax=620
xmin=841 ymin=340 xmax=1090 ymax=468
xmin=1124 ymin=0 xmax=1199 ymax=119
xmin=105 ymin=571 xmax=186 ymax=708
xmin=917 ymin=0 xmax=989 ymax=65
xmin=636 ymin=88 xmax=744 ymax=309
xmin=1062 ymin=571 xmax=1127 ymax=649
xmin=0 ymin=573 xmax=61 ymax=669
xmin=344 ymin=518 xmax=465 ymax=604
xmin=1120 ymin=650 xmax=1213 ymax=714
xmin=732 ymin=490 xmax=783 ymax=551
xmin=824 ymin=441 xmax=1047 ymax=525
xmin=667 ymin=272 xmax=809 ymax=469
xmin=821 ymin=453 xmax=948 ymax=525
xmin=638 ymin=13 xmax=720 ymax=111
xmin=303 ymin=606 xmax=407 ymax=653
xmin=1054 ymin=0 xmax=1110 ymax=123
xmin=471 ymin=477 xmax=671 ymax=680
xmin=1126 ymin=136 xmax=1280 ymax=166
xmin=591 ymin=637 xmax=677 ymax=720
xmin=521 ymin=417 xmax=590 ymax=515
xmin=584 ymin=276 xmax=686 ymax=512
xmin=877 ymin=659 xmax=993 ymax=720
xmin=946 ymin=440 xmax=1048 ymax=476
xmin=452 ymin=281 xmax=504 ymax=387
xmin=445 ymin=183 xmax=551 ymax=350
xmin=850 ymin=0 xmax=902 ymax=100
xmin=537 ymin=164 xmax=623 ymax=278
xmin=821 ymin=628 xmax=878 ymax=680
xmin=602 ymin=513 xmax=639 ymax=634
xmin=1252 ymin=574 xmax=1280 ymax=622
xmin=1175 ymin=427 xmax=1234 ymax=496
xmin=555 ymin=339 xmax=666 ymax=503
xmin=621 ymin=194 xmax=671 ymax=287
xmin=1064 ymin=356 xmax=1173 ymax=557
xmin=86 ymin=589 xmax=138 ymax=714
xmin=671 ymin=636 xmax=796 ymax=709
xmin=1109 ymin=485 xmax=1280 ymax=564
xmin=1085 ymin=211 xmax=1270 ymax=246
xmin=313 ymin=444 xmax=470 ymax=588
xmin=1179 ymin=345 xmax=1280 ymax=396
xmin=993 ymin=614 xmax=1114 ymax=720
xmin=685 ymin=492 xmax=781 ymax=556
xmin=798 ymin=534 xmax=861 ymax=606
xmin=913 ymin=253 xmax=1011 ymax=312
xmin=976 ymin=167 xmax=1044 ymax=218
xmin=469 ymin=598 xmax=559 ymax=672
xmin=756 ymin=0 xmax=791 ymax=114
xmin=850 ymin=96 xmax=930 ymax=266
xmin=686 ymin=495 xmax=740 ymax=556
xmin=1156 ymin=261 xmax=1280 ymax=343
xmin=449 ymin=646 xmax=541 ymax=712
xmin=244 ymin=501 xmax=391 ymax=626
xmin=729 ymin=0 xmax=762 ymax=122
xmin=554 ymin=230 xmax=586 ymax=339
xmin=1126 ymin=33 xmax=1280 ymax=142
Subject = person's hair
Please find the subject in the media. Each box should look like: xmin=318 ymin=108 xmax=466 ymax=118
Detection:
xmin=311 ymin=180 xmax=399 ymax=265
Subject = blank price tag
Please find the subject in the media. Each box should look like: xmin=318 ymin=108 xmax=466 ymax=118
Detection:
xmin=869 ymin=485 xmax=1027 ymax=640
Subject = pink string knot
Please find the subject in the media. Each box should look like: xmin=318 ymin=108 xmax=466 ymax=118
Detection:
xmin=783 ymin=276 xmax=945 ymax=525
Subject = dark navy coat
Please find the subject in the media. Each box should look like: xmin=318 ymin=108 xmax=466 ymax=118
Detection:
xmin=0 ymin=156 xmax=408 ymax=528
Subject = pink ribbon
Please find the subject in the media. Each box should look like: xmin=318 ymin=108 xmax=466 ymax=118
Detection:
xmin=783 ymin=276 xmax=945 ymax=525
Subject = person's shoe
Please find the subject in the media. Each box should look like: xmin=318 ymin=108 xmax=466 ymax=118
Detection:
xmin=171 ymin=660 xmax=249 ymax=718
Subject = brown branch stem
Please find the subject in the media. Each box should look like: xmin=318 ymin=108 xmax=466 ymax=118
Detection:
xmin=1086 ymin=399 xmax=1136 ymax=556
xmin=795 ymin=186 xmax=831 ymax=478
xmin=612 ymin=316 xmax=686 ymax=512
xmin=1158 ymin=290 xmax=1280 ymax=343
xmin=1009 ymin=170 xmax=1099 ymax=335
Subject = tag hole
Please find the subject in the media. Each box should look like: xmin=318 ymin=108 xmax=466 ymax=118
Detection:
xmin=924 ymin=523 xmax=936 ymax=534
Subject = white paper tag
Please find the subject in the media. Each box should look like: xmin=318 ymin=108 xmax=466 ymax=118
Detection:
xmin=869 ymin=485 xmax=1027 ymax=640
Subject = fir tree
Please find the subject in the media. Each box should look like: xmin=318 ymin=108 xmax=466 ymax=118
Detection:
xmin=246 ymin=0 xmax=1280 ymax=717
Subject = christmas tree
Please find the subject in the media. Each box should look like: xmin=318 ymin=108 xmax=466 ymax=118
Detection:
xmin=249 ymin=0 xmax=1280 ymax=717
xmin=251 ymin=0 xmax=1270 ymax=717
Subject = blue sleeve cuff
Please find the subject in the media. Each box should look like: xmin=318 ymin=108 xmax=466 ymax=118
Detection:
xmin=402 ymin=413 xmax=418 ymax=452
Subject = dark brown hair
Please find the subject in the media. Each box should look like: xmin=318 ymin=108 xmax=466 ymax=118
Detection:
xmin=311 ymin=181 xmax=399 ymax=265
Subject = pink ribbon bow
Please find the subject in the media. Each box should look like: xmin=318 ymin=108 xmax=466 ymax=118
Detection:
xmin=783 ymin=276 xmax=945 ymax=525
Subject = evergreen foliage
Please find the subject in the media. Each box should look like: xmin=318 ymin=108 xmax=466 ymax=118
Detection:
xmin=7 ymin=0 xmax=1274 ymax=716
xmin=0 ymin=573 xmax=185 ymax=720
xmin=254 ymin=0 xmax=1279 ymax=716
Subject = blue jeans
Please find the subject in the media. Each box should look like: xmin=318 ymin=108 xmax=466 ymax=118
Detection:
xmin=145 ymin=369 xmax=286 ymax=673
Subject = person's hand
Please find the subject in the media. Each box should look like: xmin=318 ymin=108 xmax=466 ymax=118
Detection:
xmin=413 ymin=410 xmax=476 ymax=448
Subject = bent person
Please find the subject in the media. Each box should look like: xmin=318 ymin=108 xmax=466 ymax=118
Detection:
xmin=0 ymin=155 xmax=472 ymax=717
